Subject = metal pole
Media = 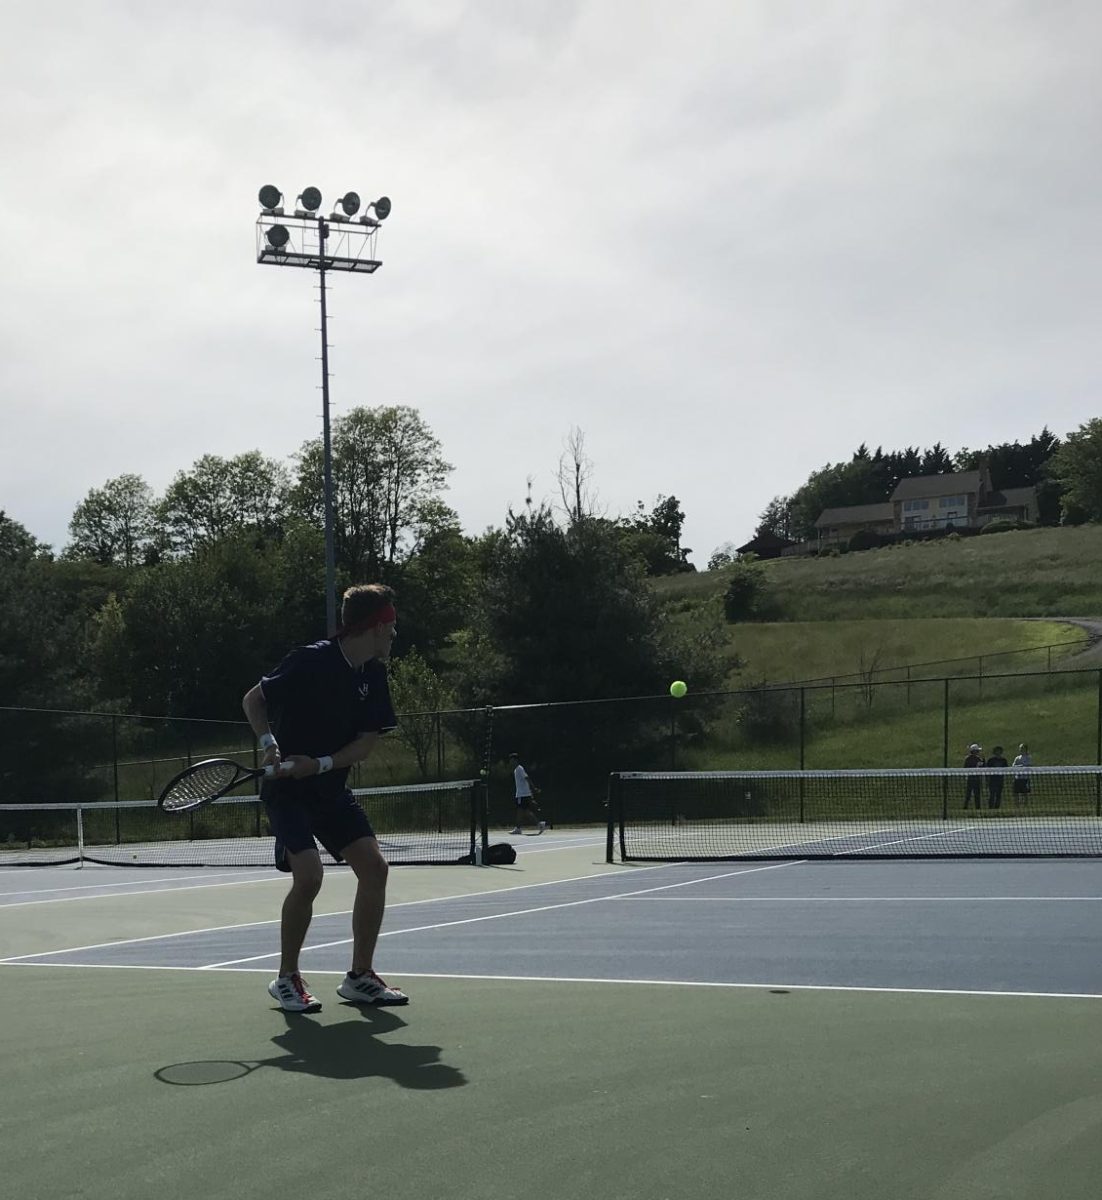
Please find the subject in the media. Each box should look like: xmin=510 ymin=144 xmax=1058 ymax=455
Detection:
xmin=318 ymin=216 xmax=337 ymax=636
xmin=1096 ymin=669 xmax=1102 ymax=817
xmin=111 ymin=715 xmax=120 ymax=805
xmin=942 ymin=677 xmax=950 ymax=819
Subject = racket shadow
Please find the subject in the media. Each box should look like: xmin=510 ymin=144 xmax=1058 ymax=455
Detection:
xmin=155 ymin=1007 xmax=467 ymax=1091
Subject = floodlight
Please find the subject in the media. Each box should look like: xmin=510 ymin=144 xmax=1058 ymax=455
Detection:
xmin=299 ymin=187 xmax=323 ymax=212
xmin=372 ymin=196 xmax=391 ymax=220
xmin=339 ymin=191 xmax=361 ymax=217
xmin=266 ymin=224 xmax=290 ymax=248
xmin=258 ymin=184 xmax=282 ymax=211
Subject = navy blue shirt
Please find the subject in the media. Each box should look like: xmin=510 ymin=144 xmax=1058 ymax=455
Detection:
xmin=260 ymin=639 xmax=397 ymax=798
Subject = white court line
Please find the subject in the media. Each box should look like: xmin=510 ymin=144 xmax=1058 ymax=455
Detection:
xmin=199 ymin=860 xmax=806 ymax=968
xmin=0 ymin=874 xmax=283 ymax=909
xmin=0 ymin=833 xmax=608 ymax=907
xmin=0 ymin=860 xmax=703 ymax=962
xmin=2 ymin=958 xmax=1101 ymax=1001
xmin=0 ymin=870 xmax=275 ymax=897
xmin=620 ymin=895 xmax=1102 ymax=902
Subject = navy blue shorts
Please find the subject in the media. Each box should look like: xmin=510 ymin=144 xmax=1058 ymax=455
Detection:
xmin=263 ymin=785 xmax=375 ymax=866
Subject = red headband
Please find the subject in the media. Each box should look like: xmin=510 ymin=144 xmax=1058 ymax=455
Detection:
xmin=337 ymin=603 xmax=396 ymax=639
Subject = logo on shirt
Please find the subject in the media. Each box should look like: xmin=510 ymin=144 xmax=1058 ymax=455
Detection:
xmin=358 ymin=683 xmax=371 ymax=699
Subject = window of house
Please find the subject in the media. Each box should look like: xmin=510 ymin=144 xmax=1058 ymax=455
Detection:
xmin=938 ymin=494 xmax=967 ymax=509
xmin=904 ymin=499 xmax=930 ymax=512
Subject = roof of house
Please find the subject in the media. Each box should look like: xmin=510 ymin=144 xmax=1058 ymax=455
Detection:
xmin=891 ymin=471 xmax=983 ymax=501
xmin=814 ymin=502 xmax=895 ymax=528
xmin=978 ymin=485 xmax=1036 ymax=511
xmin=736 ymin=531 xmax=795 ymax=553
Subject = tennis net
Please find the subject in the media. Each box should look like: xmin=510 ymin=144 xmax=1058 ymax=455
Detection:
xmin=0 ymin=779 xmax=486 ymax=868
xmin=608 ymin=768 xmax=1102 ymax=860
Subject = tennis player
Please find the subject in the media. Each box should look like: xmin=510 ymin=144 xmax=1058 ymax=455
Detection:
xmin=508 ymin=752 xmax=546 ymax=836
xmin=242 ymin=583 xmax=409 ymax=1014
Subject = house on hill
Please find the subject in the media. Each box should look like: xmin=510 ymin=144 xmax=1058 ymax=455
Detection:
xmin=815 ymin=469 xmax=1037 ymax=549
xmin=735 ymin=531 xmax=796 ymax=560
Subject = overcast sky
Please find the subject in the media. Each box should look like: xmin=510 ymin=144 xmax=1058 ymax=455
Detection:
xmin=2 ymin=0 xmax=1100 ymax=565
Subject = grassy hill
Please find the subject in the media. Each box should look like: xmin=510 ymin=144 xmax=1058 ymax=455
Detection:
xmin=658 ymin=525 xmax=1102 ymax=621
xmin=652 ymin=525 xmax=1102 ymax=771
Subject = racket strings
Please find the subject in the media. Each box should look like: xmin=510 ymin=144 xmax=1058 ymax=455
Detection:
xmin=162 ymin=760 xmax=241 ymax=812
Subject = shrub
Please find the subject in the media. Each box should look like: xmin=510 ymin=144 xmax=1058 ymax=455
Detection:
xmin=980 ymin=518 xmax=1025 ymax=535
xmin=723 ymin=560 xmax=777 ymax=621
xmin=848 ymin=529 xmax=882 ymax=552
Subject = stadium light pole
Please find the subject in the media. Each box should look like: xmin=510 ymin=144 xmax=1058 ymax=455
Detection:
xmin=255 ymin=184 xmax=392 ymax=635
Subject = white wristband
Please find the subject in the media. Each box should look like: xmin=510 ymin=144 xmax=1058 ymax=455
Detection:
xmin=258 ymin=733 xmax=278 ymax=751
xmin=317 ymin=755 xmax=334 ymax=775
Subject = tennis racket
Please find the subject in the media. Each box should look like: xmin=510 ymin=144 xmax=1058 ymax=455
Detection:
xmin=157 ymin=757 xmax=293 ymax=814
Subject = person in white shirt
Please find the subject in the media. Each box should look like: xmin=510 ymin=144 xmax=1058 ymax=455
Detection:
xmin=508 ymin=752 xmax=546 ymax=836
xmin=1012 ymin=743 xmax=1033 ymax=804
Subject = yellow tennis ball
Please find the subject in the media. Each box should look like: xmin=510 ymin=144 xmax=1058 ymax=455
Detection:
xmin=670 ymin=680 xmax=687 ymax=698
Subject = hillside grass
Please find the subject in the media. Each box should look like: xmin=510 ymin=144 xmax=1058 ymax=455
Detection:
xmin=716 ymin=618 xmax=1084 ymax=688
xmin=657 ymin=525 xmax=1102 ymax=621
xmin=678 ymin=668 xmax=1102 ymax=772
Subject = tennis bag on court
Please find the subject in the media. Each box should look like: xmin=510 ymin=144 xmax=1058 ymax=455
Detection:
xmin=484 ymin=842 xmax=517 ymax=865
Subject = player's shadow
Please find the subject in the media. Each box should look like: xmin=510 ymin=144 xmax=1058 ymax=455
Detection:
xmin=155 ymin=1006 xmax=467 ymax=1091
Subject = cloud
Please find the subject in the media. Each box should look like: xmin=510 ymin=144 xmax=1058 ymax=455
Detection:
xmin=1 ymin=0 xmax=1100 ymax=560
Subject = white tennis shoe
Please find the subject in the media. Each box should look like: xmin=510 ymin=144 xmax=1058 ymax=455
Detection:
xmin=268 ymin=972 xmax=322 ymax=1013
xmin=337 ymin=969 xmax=410 ymax=1006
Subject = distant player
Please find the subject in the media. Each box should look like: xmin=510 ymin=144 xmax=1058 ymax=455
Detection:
xmin=963 ymin=744 xmax=984 ymax=810
xmin=1012 ymin=743 xmax=1033 ymax=804
xmin=508 ymin=752 xmax=546 ymax=836
xmin=985 ymin=745 xmax=1008 ymax=809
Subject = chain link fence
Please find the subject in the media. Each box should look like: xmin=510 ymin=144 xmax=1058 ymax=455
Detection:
xmin=3 ymin=665 xmax=1100 ymax=824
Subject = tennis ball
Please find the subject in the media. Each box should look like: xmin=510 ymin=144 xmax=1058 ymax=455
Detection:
xmin=479 ymin=768 xmax=489 ymax=778
xmin=670 ymin=680 xmax=687 ymax=698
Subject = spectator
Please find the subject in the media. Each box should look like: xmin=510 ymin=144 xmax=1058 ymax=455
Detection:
xmin=963 ymin=744 xmax=984 ymax=810
xmin=1012 ymin=743 xmax=1033 ymax=804
xmin=985 ymin=745 xmax=1008 ymax=810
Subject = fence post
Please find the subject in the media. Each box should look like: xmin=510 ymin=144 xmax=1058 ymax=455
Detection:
xmin=942 ymin=677 xmax=950 ymax=819
xmin=799 ymin=688 xmax=806 ymax=771
xmin=670 ymin=699 xmax=677 ymax=770
xmin=1096 ymin=671 xmax=1102 ymax=817
xmin=978 ymin=655 xmax=984 ymax=697
xmin=436 ymin=711 xmax=443 ymax=778
xmin=111 ymin=715 xmax=120 ymax=805
xmin=906 ymin=664 xmax=911 ymax=707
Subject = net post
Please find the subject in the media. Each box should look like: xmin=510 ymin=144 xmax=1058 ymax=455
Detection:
xmin=478 ymin=779 xmax=489 ymax=865
xmin=606 ymin=774 xmax=616 ymax=862
xmin=76 ymin=805 xmax=85 ymax=869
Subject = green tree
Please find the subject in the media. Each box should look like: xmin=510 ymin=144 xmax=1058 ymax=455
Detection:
xmin=620 ymin=495 xmax=694 ymax=575
xmin=65 ymin=474 xmax=155 ymax=567
xmin=0 ymin=514 xmax=105 ymax=801
xmin=1048 ymin=419 xmax=1102 ymax=523
xmin=388 ymin=648 xmax=456 ymax=778
xmin=118 ymin=527 xmax=324 ymax=717
xmin=292 ymin=406 xmax=451 ymax=577
xmin=156 ymin=452 xmax=290 ymax=556
xmin=754 ymin=496 xmax=794 ymax=541
xmin=389 ymin=502 xmax=478 ymax=662
xmin=456 ymin=505 xmax=721 ymax=705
